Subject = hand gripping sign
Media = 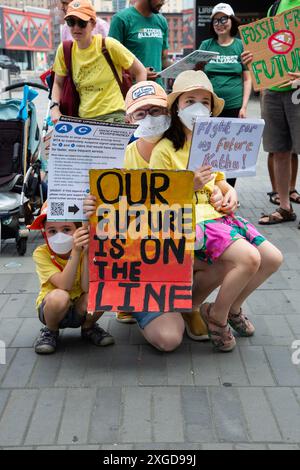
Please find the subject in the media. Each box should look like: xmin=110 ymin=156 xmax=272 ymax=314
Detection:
xmin=88 ymin=169 xmax=195 ymax=314
xmin=239 ymin=6 xmax=300 ymax=91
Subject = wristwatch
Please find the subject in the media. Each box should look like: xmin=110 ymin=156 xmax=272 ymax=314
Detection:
xmin=50 ymin=101 xmax=60 ymax=110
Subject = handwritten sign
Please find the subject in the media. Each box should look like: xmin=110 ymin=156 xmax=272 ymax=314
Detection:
xmin=88 ymin=169 xmax=195 ymax=313
xmin=239 ymin=6 xmax=300 ymax=91
xmin=188 ymin=117 xmax=265 ymax=178
xmin=159 ymin=49 xmax=219 ymax=79
xmin=47 ymin=117 xmax=136 ymax=222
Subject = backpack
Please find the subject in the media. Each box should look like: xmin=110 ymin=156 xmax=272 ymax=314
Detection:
xmin=59 ymin=41 xmax=80 ymax=117
xmin=101 ymin=37 xmax=133 ymax=99
xmin=42 ymin=41 xmax=80 ymax=117
xmin=269 ymin=0 xmax=281 ymax=16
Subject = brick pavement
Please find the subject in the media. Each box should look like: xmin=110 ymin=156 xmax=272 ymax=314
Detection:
xmin=0 ymin=91 xmax=300 ymax=450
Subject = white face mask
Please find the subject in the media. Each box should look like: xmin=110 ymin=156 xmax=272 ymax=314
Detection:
xmin=178 ymin=102 xmax=211 ymax=131
xmin=134 ymin=114 xmax=171 ymax=138
xmin=47 ymin=232 xmax=74 ymax=255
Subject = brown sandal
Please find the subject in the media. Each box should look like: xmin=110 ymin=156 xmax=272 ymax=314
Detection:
xmin=289 ymin=190 xmax=300 ymax=204
xmin=267 ymin=191 xmax=280 ymax=205
xmin=259 ymin=206 xmax=296 ymax=225
xmin=200 ymin=303 xmax=236 ymax=352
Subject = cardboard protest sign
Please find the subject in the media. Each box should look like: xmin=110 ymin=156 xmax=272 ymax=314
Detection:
xmin=159 ymin=50 xmax=219 ymax=79
xmin=47 ymin=117 xmax=136 ymax=222
xmin=188 ymin=117 xmax=265 ymax=178
xmin=88 ymin=169 xmax=195 ymax=313
xmin=239 ymin=6 xmax=300 ymax=91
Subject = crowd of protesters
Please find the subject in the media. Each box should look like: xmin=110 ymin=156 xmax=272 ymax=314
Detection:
xmin=26 ymin=1 xmax=299 ymax=355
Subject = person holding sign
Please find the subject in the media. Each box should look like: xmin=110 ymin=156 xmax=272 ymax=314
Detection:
xmin=29 ymin=203 xmax=114 ymax=354
xmin=198 ymin=3 xmax=252 ymax=187
xmin=84 ymin=81 xmax=215 ymax=349
xmin=51 ymin=0 xmax=147 ymax=124
xmin=241 ymin=0 xmax=300 ymax=225
xmin=150 ymin=70 xmax=283 ymax=352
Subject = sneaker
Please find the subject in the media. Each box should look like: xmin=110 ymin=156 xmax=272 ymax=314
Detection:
xmin=34 ymin=327 xmax=59 ymax=354
xmin=81 ymin=324 xmax=115 ymax=346
xmin=228 ymin=308 xmax=255 ymax=337
xmin=200 ymin=303 xmax=236 ymax=352
xmin=182 ymin=311 xmax=209 ymax=341
xmin=116 ymin=312 xmax=136 ymax=324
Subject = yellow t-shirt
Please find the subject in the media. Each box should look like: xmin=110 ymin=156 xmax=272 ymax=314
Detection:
xmin=53 ymin=35 xmax=135 ymax=118
xmin=33 ymin=244 xmax=84 ymax=309
xmin=150 ymin=138 xmax=225 ymax=223
xmin=124 ymin=141 xmax=149 ymax=169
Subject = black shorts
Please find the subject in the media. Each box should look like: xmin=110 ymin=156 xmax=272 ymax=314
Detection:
xmin=38 ymin=299 xmax=86 ymax=329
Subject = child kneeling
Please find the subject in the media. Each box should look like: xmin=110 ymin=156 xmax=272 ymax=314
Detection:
xmin=29 ymin=203 xmax=114 ymax=354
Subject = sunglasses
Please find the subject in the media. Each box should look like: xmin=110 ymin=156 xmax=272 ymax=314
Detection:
xmin=213 ymin=15 xmax=230 ymax=26
xmin=132 ymin=106 xmax=166 ymax=121
xmin=66 ymin=17 xmax=89 ymax=28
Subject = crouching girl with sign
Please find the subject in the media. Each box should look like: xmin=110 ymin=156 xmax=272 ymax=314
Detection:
xmin=150 ymin=70 xmax=283 ymax=352
xmin=84 ymin=81 xmax=229 ymax=351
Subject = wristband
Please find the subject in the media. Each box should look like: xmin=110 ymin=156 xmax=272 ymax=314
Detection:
xmin=50 ymin=101 xmax=60 ymax=110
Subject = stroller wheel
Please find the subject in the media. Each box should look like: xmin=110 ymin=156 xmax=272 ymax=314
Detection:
xmin=16 ymin=237 xmax=27 ymax=256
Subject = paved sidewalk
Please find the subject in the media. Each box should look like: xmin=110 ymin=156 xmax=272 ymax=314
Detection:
xmin=0 ymin=95 xmax=300 ymax=450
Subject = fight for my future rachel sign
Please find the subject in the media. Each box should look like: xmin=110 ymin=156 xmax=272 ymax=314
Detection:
xmin=239 ymin=6 xmax=300 ymax=91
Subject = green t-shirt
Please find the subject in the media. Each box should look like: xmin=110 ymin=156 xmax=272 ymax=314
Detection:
xmin=268 ymin=0 xmax=300 ymax=91
xmin=108 ymin=7 xmax=169 ymax=86
xmin=199 ymin=38 xmax=246 ymax=110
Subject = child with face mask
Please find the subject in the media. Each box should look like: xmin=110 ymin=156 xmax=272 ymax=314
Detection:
xmin=84 ymin=80 xmax=226 ymax=348
xmin=150 ymin=70 xmax=283 ymax=352
xmin=29 ymin=202 xmax=114 ymax=354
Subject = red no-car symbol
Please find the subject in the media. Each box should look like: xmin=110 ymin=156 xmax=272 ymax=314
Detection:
xmin=268 ymin=30 xmax=295 ymax=55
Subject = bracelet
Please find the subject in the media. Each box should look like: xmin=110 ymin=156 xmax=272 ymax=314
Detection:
xmin=50 ymin=101 xmax=60 ymax=110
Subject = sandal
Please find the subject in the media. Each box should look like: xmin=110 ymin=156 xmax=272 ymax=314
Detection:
xmin=258 ymin=206 xmax=296 ymax=225
xmin=200 ymin=303 xmax=236 ymax=352
xmin=289 ymin=189 xmax=300 ymax=204
xmin=228 ymin=308 xmax=255 ymax=337
xmin=267 ymin=191 xmax=280 ymax=205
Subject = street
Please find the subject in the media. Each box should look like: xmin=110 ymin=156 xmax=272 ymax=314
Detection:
xmin=0 ymin=87 xmax=300 ymax=450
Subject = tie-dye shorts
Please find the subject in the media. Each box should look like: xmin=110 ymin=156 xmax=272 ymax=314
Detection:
xmin=195 ymin=215 xmax=266 ymax=265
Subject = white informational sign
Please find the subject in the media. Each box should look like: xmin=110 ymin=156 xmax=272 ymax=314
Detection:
xmin=188 ymin=117 xmax=265 ymax=178
xmin=159 ymin=50 xmax=219 ymax=79
xmin=47 ymin=117 xmax=136 ymax=222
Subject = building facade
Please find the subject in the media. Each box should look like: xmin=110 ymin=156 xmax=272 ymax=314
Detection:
xmin=1 ymin=0 xmax=48 ymax=8
xmin=0 ymin=5 xmax=52 ymax=70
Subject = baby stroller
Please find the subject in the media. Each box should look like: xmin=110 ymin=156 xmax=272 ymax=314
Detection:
xmin=0 ymin=81 xmax=48 ymax=255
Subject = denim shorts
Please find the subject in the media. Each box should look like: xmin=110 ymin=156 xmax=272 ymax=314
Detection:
xmin=131 ymin=312 xmax=164 ymax=329
xmin=38 ymin=299 xmax=86 ymax=329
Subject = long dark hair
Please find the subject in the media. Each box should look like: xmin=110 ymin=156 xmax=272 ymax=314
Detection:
xmin=163 ymin=97 xmax=187 ymax=151
xmin=209 ymin=15 xmax=241 ymax=39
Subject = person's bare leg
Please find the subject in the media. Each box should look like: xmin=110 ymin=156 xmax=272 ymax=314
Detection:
xmin=43 ymin=289 xmax=71 ymax=331
xmin=208 ymin=240 xmax=261 ymax=326
xmin=268 ymin=153 xmax=277 ymax=192
xmin=290 ymin=153 xmax=299 ymax=198
xmin=141 ymin=312 xmax=185 ymax=352
xmin=230 ymin=241 xmax=283 ymax=314
xmin=192 ymin=259 xmax=229 ymax=310
xmin=274 ymin=151 xmax=292 ymax=210
xmin=74 ymin=294 xmax=103 ymax=329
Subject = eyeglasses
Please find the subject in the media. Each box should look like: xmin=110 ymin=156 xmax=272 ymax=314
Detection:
xmin=212 ymin=15 xmax=230 ymax=26
xmin=132 ymin=106 xmax=166 ymax=121
xmin=66 ymin=17 xmax=89 ymax=28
